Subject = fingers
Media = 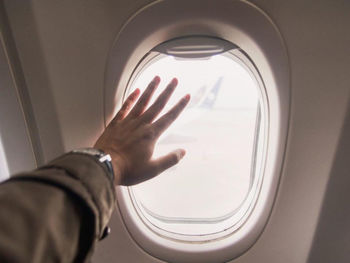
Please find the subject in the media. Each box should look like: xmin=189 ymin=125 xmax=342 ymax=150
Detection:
xmin=113 ymin=88 xmax=140 ymax=121
xmin=141 ymin=78 xmax=178 ymax=123
xmin=127 ymin=76 xmax=160 ymax=119
xmin=144 ymin=149 xmax=186 ymax=181
xmin=153 ymin=94 xmax=190 ymax=137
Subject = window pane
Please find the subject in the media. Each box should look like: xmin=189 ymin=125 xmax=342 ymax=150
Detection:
xmin=127 ymin=53 xmax=262 ymax=235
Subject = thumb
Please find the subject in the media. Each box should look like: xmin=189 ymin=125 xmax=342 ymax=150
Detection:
xmin=146 ymin=149 xmax=186 ymax=180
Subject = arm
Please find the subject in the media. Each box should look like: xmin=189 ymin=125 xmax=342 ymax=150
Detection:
xmin=0 ymin=77 xmax=189 ymax=262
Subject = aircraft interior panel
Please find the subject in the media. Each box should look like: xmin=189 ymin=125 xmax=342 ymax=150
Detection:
xmin=0 ymin=0 xmax=349 ymax=262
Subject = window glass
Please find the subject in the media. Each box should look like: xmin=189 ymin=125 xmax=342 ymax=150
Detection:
xmin=126 ymin=52 xmax=264 ymax=237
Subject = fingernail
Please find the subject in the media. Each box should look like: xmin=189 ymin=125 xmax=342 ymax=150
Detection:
xmin=171 ymin=78 xmax=178 ymax=85
xmin=176 ymin=149 xmax=186 ymax=160
xmin=183 ymin=94 xmax=191 ymax=101
xmin=134 ymin=88 xmax=140 ymax=95
xmin=153 ymin=76 xmax=160 ymax=84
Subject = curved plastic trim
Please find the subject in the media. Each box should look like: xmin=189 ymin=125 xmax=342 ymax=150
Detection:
xmin=153 ymin=36 xmax=237 ymax=58
xmin=125 ymin=49 xmax=267 ymax=242
xmin=104 ymin=0 xmax=290 ymax=262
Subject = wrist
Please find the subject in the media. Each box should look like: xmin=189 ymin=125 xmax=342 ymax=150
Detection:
xmin=94 ymin=147 xmax=127 ymax=186
xmin=72 ymin=148 xmax=115 ymax=182
xmin=108 ymin=153 xmax=123 ymax=185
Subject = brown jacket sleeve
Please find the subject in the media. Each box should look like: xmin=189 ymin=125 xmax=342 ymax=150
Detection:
xmin=0 ymin=152 xmax=116 ymax=262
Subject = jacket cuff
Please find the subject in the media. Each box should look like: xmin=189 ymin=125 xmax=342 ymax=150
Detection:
xmin=37 ymin=153 xmax=116 ymax=239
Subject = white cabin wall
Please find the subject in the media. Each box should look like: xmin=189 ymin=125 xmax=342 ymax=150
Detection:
xmin=306 ymin=103 xmax=350 ymax=262
xmin=0 ymin=3 xmax=37 ymax=178
xmin=2 ymin=0 xmax=154 ymax=163
xmin=1 ymin=0 xmax=349 ymax=262
xmin=235 ymin=1 xmax=350 ymax=262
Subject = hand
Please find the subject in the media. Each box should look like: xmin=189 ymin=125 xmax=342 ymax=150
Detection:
xmin=94 ymin=76 xmax=190 ymax=186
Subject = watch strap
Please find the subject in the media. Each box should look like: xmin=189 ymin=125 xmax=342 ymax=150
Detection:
xmin=71 ymin=148 xmax=114 ymax=182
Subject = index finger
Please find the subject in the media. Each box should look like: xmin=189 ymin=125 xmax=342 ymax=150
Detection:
xmin=152 ymin=94 xmax=190 ymax=137
xmin=141 ymin=78 xmax=178 ymax=124
xmin=127 ymin=76 xmax=160 ymax=119
xmin=113 ymin=88 xmax=140 ymax=122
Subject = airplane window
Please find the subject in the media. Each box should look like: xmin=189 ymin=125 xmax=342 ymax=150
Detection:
xmin=122 ymin=38 xmax=266 ymax=241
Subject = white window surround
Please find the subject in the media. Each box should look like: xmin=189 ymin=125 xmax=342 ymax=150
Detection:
xmin=124 ymin=45 xmax=266 ymax=242
xmin=103 ymin=0 xmax=290 ymax=262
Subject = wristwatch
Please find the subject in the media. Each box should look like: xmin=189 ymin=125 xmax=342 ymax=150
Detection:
xmin=71 ymin=148 xmax=114 ymax=182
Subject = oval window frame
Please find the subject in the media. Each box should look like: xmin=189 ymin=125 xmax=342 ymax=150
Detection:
xmin=104 ymin=1 xmax=290 ymax=262
xmin=122 ymin=43 xmax=268 ymax=243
